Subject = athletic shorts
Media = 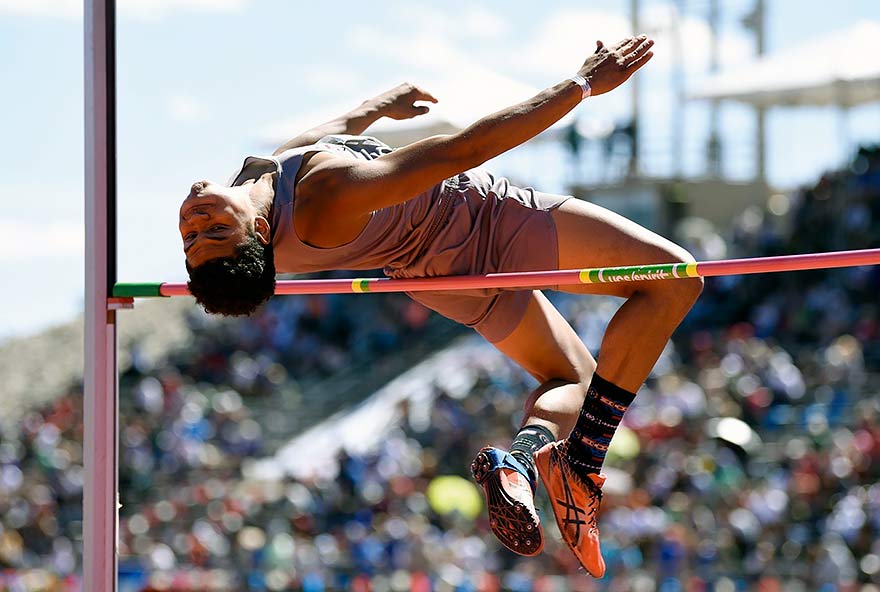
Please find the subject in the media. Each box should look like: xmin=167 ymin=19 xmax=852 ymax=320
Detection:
xmin=385 ymin=170 xmax=572 ymax=343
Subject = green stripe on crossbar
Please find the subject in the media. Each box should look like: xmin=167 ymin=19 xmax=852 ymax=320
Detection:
xmin=579 ymin=263 xmax=693 ymax=284
xmin=113 ymin=283 xmax=165 ymax=298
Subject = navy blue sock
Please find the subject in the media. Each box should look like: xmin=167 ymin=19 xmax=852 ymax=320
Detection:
xmin=565 ymin=374 xmax=636 ymax=475
xmin=510 ymin=424 xmax=554 ymax=481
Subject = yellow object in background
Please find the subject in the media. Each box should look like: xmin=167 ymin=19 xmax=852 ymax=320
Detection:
xmin=426 ymin=475 xmax=483 ymax=520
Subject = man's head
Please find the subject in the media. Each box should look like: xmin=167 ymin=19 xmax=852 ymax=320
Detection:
xmin=180 ymin=176 xmax=276 ymax=315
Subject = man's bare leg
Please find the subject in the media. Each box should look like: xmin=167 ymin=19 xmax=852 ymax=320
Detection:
xmin=536 ymin=199 xmax=701 ymax=576
xmin=488 ymin=199 xmax=702 ymax=575
xmin=550 ymin=198 xmax=704 ymax=390
xmin=473 ymin=292 xmax=596 ymax=556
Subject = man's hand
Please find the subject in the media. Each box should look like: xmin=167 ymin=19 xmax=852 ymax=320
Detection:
xmin=578 ymin=35 xmax=654 ymax=96
xmin=273 ymin=83 xmax=437 ymax=155
xmin=369 ymin=83 xmax=438 ymax=121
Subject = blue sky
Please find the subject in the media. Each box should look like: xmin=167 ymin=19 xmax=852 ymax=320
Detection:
xmin=1 ymin=0 xmax=878 ymax=340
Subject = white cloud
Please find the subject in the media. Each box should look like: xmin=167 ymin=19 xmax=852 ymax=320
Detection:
xmin=0 ymin=220 xmax=83 ymax=261
xmin=0 ymin=0 xmax=80 ymax=18
xmin=0 ymin=0 xmax=247 ymax=20
xmin=641 ymin=4 xmax=753 ymax=71
xmin=459 ymin=5 xmax=510 ymax=39
xmin=344 ymin=3 xmax=747 ymax=84
xmin=343 ymin=3 xmax=751 ymax=90
xmin=1 ymin=184 xmax=83 ymax=221
xmin=347 ymin=3 xmax=513 ymax=74
xmin=386 ymin=3 xmax=511 ymax=41
xmin=299 ymin=65 xmax=365 ymax=96
xmin=121 ymin=0 xmax=246 ymax=21
xmin=165 ymin=93 xmax=209 ymax=123
xmin=349 ymin=24 xmax=470 ymax=73
xmin=515 ymin=5 xmax=753 ymax=78
xmin=517 ymin=10 xmax=632 ymax=78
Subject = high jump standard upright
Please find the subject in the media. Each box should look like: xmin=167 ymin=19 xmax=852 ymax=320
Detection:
xmin=85 ymin=0 xmax=118 ymax=590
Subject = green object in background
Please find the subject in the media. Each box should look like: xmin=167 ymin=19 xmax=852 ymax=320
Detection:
xmin=426 ymin=475 xmax=483 ymax=520
xmin=607 ymin=426 xmax=640 ymax=461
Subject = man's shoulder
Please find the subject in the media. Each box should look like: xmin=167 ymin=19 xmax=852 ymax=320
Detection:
xmin=227 ymin=155 xmax=278 ymax=187
xmin=296 ymin=151 xmax=340 ymax=186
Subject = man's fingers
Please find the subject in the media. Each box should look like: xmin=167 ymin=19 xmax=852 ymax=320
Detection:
xmin=620 ymin=37 xmax=638 ymax=52
xmin=413 ymin=86 xmax=439 ymax=103
xmin=626 ymin=38 xmax=654 ymax=63
xmin=396 ymin=104 xmax=432 ymax=120
xmin=616 ymin=35 xmax=637 ymax=51
xmin=626 ymin=50 xmax=654 ymax=70
xmin=619 ymin=33 xmax=647 ymax=53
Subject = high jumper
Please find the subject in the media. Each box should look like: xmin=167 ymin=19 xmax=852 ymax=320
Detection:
xmin=177 ymin=35 xmax=698 ymax=577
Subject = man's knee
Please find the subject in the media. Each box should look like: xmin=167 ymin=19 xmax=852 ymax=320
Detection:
xmin=673 ymin=249 xmax=704 ymax=303
xmin=535 ymin=350 xmax=596 ymax=388
xmin=645 ymin=245 xmax=703 ymax=306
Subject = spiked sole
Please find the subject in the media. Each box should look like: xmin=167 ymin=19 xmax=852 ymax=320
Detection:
xmin=471 ymin=448 xmax=544 ymax=556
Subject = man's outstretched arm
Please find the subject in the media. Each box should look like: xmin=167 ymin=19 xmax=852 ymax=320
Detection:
xmin=272 ymin=83 xmax=438 ymax=155
xmin=300 ymin=35 xmax=655 ymax=218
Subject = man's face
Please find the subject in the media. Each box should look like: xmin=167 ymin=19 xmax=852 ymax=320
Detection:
xmin=179 ymin=180 xmax=255 ymax=268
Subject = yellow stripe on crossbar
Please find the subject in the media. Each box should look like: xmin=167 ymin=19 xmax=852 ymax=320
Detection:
xmin=685 ymin=262 xmax=699 ymax=277
xmin=578 ymin=269 xmax=593 ymax=284
xmin=351 ymin=279 xmax=371 ymax=293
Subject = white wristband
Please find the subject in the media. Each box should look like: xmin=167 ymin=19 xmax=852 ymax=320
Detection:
xmin=569 ymin=74 xmax=592 ymax=100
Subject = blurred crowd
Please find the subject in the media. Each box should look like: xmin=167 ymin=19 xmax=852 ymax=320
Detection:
xmin=177 ymin=288 xmax=434 ymax=397
xmin=1 ymin=146 xmax=879 ymax=591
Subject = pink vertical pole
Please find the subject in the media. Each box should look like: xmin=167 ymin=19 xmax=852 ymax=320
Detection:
xmin=84 ymin=0 xmax=118 ymax=590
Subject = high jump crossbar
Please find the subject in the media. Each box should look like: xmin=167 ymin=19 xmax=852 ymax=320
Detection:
xmin=114 ymin=248 xmax=880 ymax=298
